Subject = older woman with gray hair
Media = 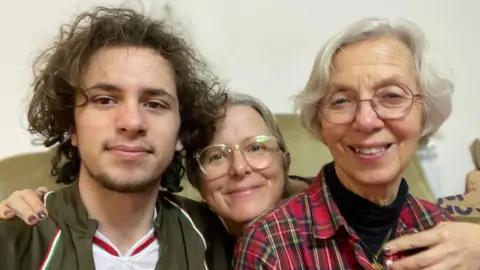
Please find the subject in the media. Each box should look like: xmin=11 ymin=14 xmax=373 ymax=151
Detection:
xmin=234 ymin=17 xmax=457 ymax=269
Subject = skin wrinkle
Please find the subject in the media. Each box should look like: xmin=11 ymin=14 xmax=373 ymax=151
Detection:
xmin=322 ymin=37 xmax=422 ymax=206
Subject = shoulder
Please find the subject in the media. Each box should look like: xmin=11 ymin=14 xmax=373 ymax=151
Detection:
xmin=0 ymin=218 xmax=33 ymax=241
xmin=233 ymin=195 xmax=309 ymax=269
xmin=402 ymin=194 xmax=454 ymax=228
xmin=0 ymin=190 xmax=62 ymax=240
xmin=0 ymin=217 xmax=59 ymax=269
xmin=241 ymin=192 xmax=311 ymax=249
xmin=0 ymin=216 xmax=58 ymax=244
xmin=234 ymin=221 xmax=277 ymax=269
xmin=0 ymin=218 xmax=29 ymax=268
xmin=0 ymin=189 xmax=70 ymax=247
xmin=249 ymin=193 xmax=304 ymax=226
xmin=245 ymin=177 xmax=325 ymax=233
xmin=159 ymin=191 xmax=227 ymax=234
xmin=159 ymin=191 xmax=233 ymax=269
xmin=161 ymin=191 xmax=218 ymax=220
xmin=235 ymin=181 xmax=331 ymax=268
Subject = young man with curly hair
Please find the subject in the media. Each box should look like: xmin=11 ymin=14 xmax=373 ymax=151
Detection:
xmin=0 ymin=7 xmax=230 ymax=270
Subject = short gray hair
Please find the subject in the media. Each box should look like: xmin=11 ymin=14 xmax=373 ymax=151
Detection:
xmin=294 ymin=17 xmax=454 ymax=140
xmin=185 ymin=92 xmax=288 ymax=188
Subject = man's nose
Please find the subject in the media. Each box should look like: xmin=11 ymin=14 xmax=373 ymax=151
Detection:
xmin=115 ymin=102 xmax=147 ymax=136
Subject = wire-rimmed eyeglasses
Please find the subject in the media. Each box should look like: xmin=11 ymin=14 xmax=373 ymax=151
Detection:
xmin=195 ymin=135 xmax=281 ymax=179
xmin=318 ymin=85 xmax=422 ymax=124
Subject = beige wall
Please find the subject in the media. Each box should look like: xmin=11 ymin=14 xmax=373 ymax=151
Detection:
xmin=277 ymin=114 xmax=332 ymax=177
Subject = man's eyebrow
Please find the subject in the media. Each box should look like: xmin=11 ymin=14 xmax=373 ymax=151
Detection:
xmin=85 ymin=82 xmax=175 ymax=100
xmin=142 ymin=87 xmax=175 ymax=101
xmin=85 ymin=82 xmax=121 ymax=92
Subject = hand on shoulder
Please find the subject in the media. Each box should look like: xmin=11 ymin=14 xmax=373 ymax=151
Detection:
xmin=0 ymin=187 xmax=49 ymax=225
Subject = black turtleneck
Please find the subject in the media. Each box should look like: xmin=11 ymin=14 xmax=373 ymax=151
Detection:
xmin=324 ymin=162 xmax=409 ymax=263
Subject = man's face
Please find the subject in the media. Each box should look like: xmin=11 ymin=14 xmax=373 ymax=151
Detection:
xmin=71 ymin=46 xmax=182 ymax=193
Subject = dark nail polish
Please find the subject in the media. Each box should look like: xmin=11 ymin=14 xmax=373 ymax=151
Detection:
xmin=37 ymin=211 xmax=47 ymax=220
xmin=28 ymin=215 xmax=38 ymax=224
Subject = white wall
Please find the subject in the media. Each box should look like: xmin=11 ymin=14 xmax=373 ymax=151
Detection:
xmin=0 ymin=0 xmax=478 ymax=197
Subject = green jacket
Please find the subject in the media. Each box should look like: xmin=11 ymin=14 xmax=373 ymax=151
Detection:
xmin=0 ymin=182 xmax=232 ymax=270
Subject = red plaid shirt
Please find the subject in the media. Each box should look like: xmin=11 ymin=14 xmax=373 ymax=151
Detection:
xmin=233 ymin=168 xmax=454 ymax=270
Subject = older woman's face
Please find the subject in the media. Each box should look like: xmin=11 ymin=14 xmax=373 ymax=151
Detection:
xmin=198 ymin=105 xmax=287 ymax=223
xmin=320 ymin=37 xmax=422 ymax=187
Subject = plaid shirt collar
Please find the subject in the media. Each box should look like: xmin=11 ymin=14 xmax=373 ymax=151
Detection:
xmin=309 ymin=166 xmax=439 ymax=242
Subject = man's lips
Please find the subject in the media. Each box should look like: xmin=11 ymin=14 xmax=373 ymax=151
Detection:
xmin=106 ymin=144 xmax=153 ymax=159
xmin=107 ymin=144 xmax=153 ymax=153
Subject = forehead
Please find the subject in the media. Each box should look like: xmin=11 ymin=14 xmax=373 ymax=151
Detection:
xmin=211 ymin=105 xmax=271 ymax=144
xmin=82 ymin=46 xmax=177 ymax=97
xmin=331 ymin=37 xmax=416 ymax=87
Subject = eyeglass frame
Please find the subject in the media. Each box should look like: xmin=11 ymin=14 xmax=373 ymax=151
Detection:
xmin=194 ymin=135 xmax=283 ymax=177
xmin=317 ymin=84 xmax=423 ymax=124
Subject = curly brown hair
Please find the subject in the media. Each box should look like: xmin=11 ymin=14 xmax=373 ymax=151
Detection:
xmin=27 ymin=7 xmax=227 ymax=192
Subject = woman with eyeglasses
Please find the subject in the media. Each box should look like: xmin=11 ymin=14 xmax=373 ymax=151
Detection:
xmin=234 ymin=17 xmax=459 ymax=270
xmin=183 ymin=93 xmax=295 ymax=240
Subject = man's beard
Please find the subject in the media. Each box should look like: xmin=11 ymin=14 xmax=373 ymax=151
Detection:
xmin=85 ymin=165 xmax=160 ymax=193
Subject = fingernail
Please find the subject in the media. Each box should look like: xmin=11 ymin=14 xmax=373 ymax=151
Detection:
xmin=383 ymin=246 xmax=391 ymax=254
xmin=3 ymin=210 xmax=13 ymax=216
xmin=28 ymin=215 xmax=38 ymax=224
xmin=37 ymin=211 xmax=48 ymax=220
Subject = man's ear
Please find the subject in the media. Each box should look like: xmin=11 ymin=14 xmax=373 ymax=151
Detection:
xmin=175 ymin=139 xmax=183 ymax=152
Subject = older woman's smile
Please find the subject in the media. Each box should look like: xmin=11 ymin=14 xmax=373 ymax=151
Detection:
xmin=348 ymin=143 xmax=394 ymax=160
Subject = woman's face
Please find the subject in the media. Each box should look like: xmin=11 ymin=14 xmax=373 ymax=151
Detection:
xmin=197 ymin=105 xmax=288 ymax=224
xmin=319 ymin=37 xmax=423 ymax=191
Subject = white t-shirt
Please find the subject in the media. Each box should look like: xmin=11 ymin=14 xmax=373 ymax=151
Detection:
xmin=92 ymin=210 xmax=159 ymax=270
xmin=92 ymin=229 xmax=160 ymax=270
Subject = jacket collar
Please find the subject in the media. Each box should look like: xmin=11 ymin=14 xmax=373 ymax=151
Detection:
xmin=47 ymin=181 xmax=162 ymax=235
xmin=45 ymin=181 xmax=214 ymax=269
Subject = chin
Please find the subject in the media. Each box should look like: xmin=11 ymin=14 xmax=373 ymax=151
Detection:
xmin=102 ymin=181 xmax=156 ymax=193
xmin=230 ymin=211 xmax=262 ymax=224
xmin=352 ymin=167 xmax=401 ymax=187
xmin=236 ymin=203 xmax=275 ymax=221
xmin=92 ymin=171 xmax=160 ymax=193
